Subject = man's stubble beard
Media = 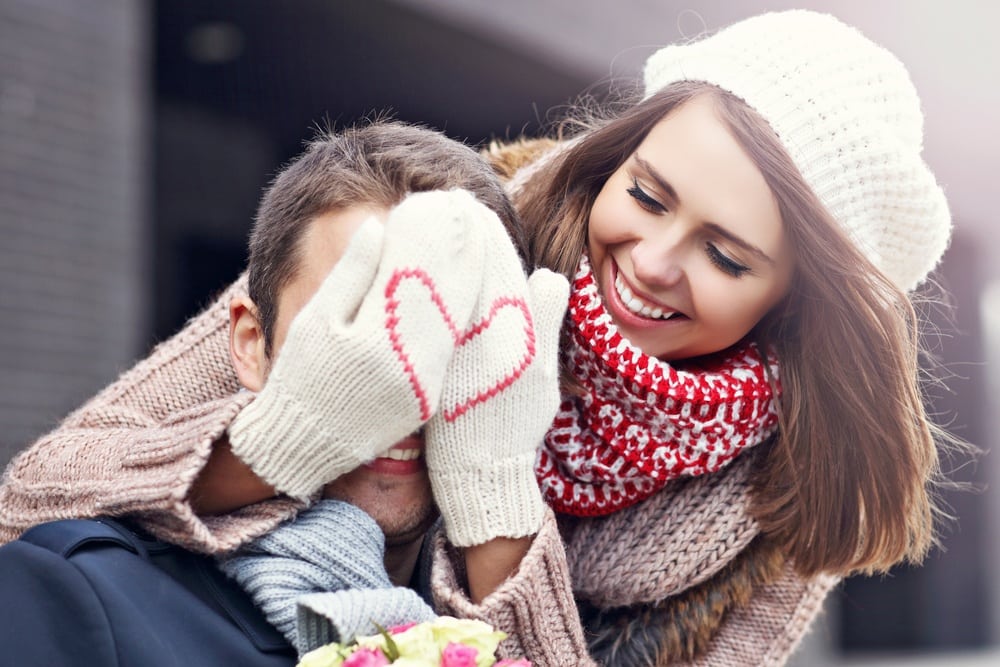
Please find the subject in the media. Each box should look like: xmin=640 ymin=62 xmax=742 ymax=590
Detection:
xmin=322 ymin=472 xmax=438 ymax=547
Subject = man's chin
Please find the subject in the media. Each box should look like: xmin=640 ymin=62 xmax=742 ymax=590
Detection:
xmin=321 ymin=469 xmax=437 ymax=545
xmin=381 ymin=508 xmax=440 ymax=547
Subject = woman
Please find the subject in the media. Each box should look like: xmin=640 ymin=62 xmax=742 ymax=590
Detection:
xmin=0 ymin=10 xmax=953 ymax=665
xmin=439 ymin=11 xmax=950 ymax=663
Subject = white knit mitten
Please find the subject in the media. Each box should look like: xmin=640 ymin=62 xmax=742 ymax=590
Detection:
xmin=229 ymin=190 xmax=488 ymax=500
xmin=425 ymin=214 xmax=569 ymax=546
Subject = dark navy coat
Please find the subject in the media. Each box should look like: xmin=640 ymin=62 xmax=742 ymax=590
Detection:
xmin=0 ymin=518 xmax=296 ymax=666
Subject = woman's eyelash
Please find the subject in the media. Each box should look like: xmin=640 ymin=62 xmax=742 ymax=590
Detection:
xmin=627 ymin=178 xmax=666 ymax=212
xmin=626 ymin=178 xmax=750 ymax=278
xmin=706 ymin=243 xmax=751 ymax=278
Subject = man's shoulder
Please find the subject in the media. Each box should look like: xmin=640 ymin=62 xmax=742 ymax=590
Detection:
xmin=0 ymin=517 xmax=297 ymax=666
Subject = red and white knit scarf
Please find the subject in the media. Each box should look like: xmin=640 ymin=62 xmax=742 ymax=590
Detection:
xmin=535 ymin=255 xmax=781 ymax=516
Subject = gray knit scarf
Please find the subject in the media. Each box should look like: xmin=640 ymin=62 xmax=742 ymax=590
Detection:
xmin=219 ymin=500 xmax=436 ymax=656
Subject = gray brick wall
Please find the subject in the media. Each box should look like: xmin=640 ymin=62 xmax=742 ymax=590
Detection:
xmin=0 ymin=0 xmax=149 ymax=465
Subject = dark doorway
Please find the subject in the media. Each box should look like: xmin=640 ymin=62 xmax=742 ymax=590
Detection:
xmin=153 ymin=0 xmax=587 ymax=340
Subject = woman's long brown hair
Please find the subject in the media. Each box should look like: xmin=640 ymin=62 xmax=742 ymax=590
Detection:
xmin=515 ymin=82 xmax=941 ymax=577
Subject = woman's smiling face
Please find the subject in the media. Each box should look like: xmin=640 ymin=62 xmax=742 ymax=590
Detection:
xmin=587 ymin=94 xmax=796 ymax=361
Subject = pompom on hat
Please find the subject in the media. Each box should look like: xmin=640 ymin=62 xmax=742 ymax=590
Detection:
xmin=643 ymin=10 xmax=950 ymax=292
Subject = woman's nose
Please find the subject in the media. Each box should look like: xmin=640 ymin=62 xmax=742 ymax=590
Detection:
xmin=631 ymin=236 xmax=685 ymax=288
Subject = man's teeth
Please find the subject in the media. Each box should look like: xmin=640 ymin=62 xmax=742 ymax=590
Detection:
xmin=614 ymin=274 xmax=675 ymax=320
xmin=384 ymin=449 xmax=422 ymax=461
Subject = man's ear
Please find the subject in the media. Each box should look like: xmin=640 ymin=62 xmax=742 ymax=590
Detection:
xmin=229 ymin=296 xmax=267 ymax=392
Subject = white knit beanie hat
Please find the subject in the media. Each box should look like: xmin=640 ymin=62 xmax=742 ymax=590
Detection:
xmin=643 ymin=10 xmax=950 ymax=292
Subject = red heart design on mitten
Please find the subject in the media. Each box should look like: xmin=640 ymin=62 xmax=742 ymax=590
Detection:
xmin=443 ymin=297 xmax=536 ymax=421
xmin=384 ymin=268 xmax=536 ymax=422
xmin=384 ymin=268 xmax=461 ymax=420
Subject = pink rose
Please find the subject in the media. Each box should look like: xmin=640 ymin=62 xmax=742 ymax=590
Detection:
xmin=387 ymin=622 xmax=418 ymax=634
xmin=495 ymin=660 xmax=532 ymax=666
xmin=440 ymin=642 xmax=478 ymax=667
xmin=342 ymin=647 xmax=390 ymax=667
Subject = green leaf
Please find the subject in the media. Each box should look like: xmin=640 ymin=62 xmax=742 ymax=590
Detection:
xmin=373 ymin=621 xmax=400 ymax=661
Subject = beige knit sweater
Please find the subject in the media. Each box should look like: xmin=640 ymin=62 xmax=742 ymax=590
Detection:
xmin=0 ymin=273 xmax=836 ymax=666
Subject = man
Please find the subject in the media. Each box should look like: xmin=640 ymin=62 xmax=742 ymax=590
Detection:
xmin=214 ymin=185 xmax=554 ymax=651
xmin=0 ymin=122 xmax=585 ymax=665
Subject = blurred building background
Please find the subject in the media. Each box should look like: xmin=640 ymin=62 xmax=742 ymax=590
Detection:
xmin=0 ymin=1 xmax=996 ymax=664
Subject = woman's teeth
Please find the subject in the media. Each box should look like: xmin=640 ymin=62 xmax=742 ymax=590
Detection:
xmin=615 ymin=273 xmax=676 ymax=320
xmin=384 ymin=448 xmax=422 ymax=461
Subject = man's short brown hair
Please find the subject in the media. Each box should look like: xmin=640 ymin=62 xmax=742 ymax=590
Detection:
xmin=247 ymin=121 xmax=524 ymax=354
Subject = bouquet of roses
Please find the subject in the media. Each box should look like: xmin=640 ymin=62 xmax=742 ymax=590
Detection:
xmin=297 ymin=616 xmax=530 ymax=667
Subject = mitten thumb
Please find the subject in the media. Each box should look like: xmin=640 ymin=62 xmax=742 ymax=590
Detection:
xmin=312 ymin=214 xmax=385 ymax=325
xmin=527 ymin=268 xmax=570 ymax=365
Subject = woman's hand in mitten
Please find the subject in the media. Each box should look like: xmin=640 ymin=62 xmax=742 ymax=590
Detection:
xmin=425 ymin=211 xmax=570 ymax=547
xmin=228 ymin=190 xmax=488 ymax=500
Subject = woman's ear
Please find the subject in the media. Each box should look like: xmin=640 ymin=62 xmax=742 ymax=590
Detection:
xmin=229 ymin=296 xmax=267 ymax=392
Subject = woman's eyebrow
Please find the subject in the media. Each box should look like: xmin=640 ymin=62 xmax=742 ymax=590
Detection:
xmin=633 ymin=154 xmax=775 ymax=266
xmin=634 ymin=155 xmax=678 ymax=202
xmin=705 ymin=222 xmax=775 ymax=266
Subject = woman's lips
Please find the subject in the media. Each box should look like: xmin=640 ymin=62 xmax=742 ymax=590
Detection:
xmin=614 ymin=272 xmax=678 ymax=320
xmin=604 ymin=259 xmax=686 ymax=330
